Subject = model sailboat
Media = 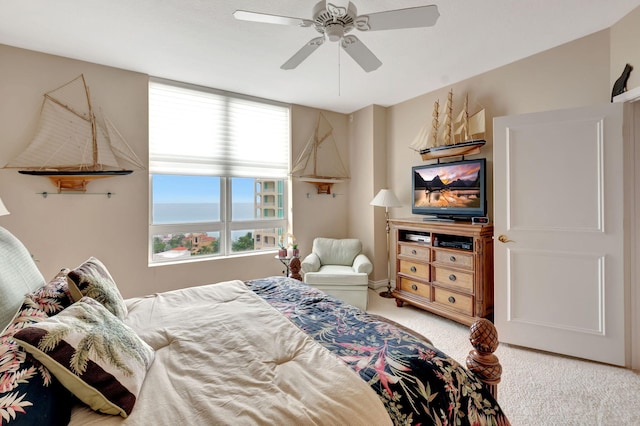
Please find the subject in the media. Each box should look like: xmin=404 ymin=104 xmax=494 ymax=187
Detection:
xmin=5 ymin=74 xmax=144 ymax=192
xmin=291 ymin=112 xmax=349 ymax=194
xmin=409 ymin=90 xmax=486 ymax=161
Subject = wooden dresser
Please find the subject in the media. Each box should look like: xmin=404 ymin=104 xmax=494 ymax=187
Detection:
xmin=390 ymin=218 xmax=494 ymax=326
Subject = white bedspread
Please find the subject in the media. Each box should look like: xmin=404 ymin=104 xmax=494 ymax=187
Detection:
xmin=69 ymin=280 xmax=392 ymax=425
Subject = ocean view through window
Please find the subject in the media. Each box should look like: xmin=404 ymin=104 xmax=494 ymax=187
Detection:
xmin=149 ymin=79 xmax=290 ymax=263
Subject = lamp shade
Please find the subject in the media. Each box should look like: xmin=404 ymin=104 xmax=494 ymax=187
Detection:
xmin=370 ymin=189 xmax=402 ymax=208
xmin=0 ymin=197 xmax=9 ymax=216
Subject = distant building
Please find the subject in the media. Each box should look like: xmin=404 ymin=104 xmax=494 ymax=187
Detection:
xmin=254 ymin=179 xmax=284 ymax=250
xmin=186 ymin=233 xmax=216 ymax=254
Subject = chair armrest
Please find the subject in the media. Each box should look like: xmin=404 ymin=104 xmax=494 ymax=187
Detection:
xmin=352 ymin=254 xmax=373 ymax=274
xmin=301 ymin=253 xmax=321 ymax=274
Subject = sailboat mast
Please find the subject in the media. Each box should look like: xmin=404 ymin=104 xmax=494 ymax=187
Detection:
xmin=81 ymin=75 xmax=99 ymax=170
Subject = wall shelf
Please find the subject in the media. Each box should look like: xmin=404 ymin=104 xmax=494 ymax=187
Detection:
xmin=38 ymin=191 xmax=114 ymax=198
xmin=613 ymin=86 xmax=640 ymax=103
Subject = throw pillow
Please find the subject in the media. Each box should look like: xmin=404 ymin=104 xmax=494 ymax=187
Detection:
xmin=67 ymin=257 xmax=127 ymax=319
xmin=13 ymin=297 xmax=155 ymax=418
xmin=27 ymin=268 xmax=73 ymax=316
xmin=0 ymin=270 xmax=76 ymax=425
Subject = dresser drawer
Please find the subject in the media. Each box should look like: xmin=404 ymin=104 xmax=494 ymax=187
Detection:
xmin=399 ymin=260 xmax=430 ymax=279
xmin=433 ymin=267 xmax=473 ymax=292
xmin=433 ymin=287 xmax=473 ymax=316
xmin=399 ymin=243 xmax=430 ymax=260
xmin=398 ymin=277 xmax=431 ymax=300
xmin=433 ymin=250 xmax=473 ymax=270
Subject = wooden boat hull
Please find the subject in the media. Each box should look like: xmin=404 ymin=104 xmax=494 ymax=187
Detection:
xmin=298 ymin=177 xmax=345 ymax=195
xmin=19 ymin=170 xmax=132 ymax=192
xmin=419 ymin=140 xmax=486 ymax=161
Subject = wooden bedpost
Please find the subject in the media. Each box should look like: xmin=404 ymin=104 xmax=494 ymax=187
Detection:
xmin=466 ymin=318 xmax=502 ymax=400
xmin=289 ymin=257 xmax=302 ymax=281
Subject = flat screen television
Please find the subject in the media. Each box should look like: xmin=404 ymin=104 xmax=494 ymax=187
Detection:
xmin=412 ymin=158 xmax=486 ymax=221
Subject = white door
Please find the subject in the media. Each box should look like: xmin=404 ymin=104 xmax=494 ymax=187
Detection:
xmin=493 ymin=103 xmax=629 ymax=366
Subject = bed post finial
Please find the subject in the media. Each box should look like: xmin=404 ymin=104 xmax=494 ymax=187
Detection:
xmin=289 ymin=257 xmax=302 ymax=281
xmin=466 ymin=318 xmax=502 ymax=400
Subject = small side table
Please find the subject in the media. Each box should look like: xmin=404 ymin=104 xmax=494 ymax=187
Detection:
xmin=276 ymin=255 xmax=302 ymax=280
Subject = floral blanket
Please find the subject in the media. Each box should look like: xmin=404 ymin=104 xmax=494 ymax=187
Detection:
xmin=245 ymin=276 xmax=510 ymax=426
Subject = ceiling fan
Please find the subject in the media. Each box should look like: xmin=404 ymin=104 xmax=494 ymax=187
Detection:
xmin=233 ymin=1 xmax=439 ymax=72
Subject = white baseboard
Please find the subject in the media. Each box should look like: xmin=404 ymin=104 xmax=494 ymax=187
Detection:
xmin=368 ymin=279 xmax=396 ymax=291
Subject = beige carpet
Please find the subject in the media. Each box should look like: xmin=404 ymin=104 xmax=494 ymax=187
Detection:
xmin=366 ymin=289 xmax=640 ymax=426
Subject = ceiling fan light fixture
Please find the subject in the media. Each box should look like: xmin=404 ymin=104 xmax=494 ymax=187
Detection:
xmin=325 ymin=23 xmax=345 ymax=41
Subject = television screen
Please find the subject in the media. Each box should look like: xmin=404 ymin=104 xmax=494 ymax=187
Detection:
xmin=412 ymin=158 xmax=486 ymax=220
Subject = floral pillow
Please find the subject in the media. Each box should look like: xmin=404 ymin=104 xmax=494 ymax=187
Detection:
xmin=67 ymin=257 xmax=127 ymax=320
xmin=0 ymin=270 xmax=75 ymax=425
xmin=13 ymin=297 xmax=155 ymax=418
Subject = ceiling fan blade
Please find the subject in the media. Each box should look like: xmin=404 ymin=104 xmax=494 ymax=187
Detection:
xmin=233 ymin=10 xmax=313 ymax=27
xmin=355 ymin=5 xmax=440 ymax=31
xmin=340 ymin=35 xmax=382 ymax=72
xmin=281 ymin=37 xmax=325 ymax=70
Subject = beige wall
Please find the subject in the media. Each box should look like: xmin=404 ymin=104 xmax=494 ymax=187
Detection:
xmin=610 ymin=6 xmax=640 ymax=95
xmin=0 ymin=45 xmax=351 ymax=298
xmin=1 ymin=6 xmax=638 ymax=297
xmin=355 ymin=7 xmax=640 ymax=286
xmin=383 ymin=29 xmax=611 ymax=223
xmin=290 ymin=105 xmax=350 ymax=253
xmin=347 ymin=105 xmax=389 ymax=285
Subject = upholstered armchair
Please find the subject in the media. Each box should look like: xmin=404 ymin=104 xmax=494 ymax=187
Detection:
xmin=301 ymin=237 xmax=373 ymax=310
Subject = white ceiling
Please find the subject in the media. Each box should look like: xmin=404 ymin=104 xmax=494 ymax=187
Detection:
xmin=1 ymin=0 xmax=639 ymax=114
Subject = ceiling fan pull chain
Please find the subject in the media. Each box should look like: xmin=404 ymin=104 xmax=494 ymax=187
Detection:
xmin=338 ymin=43 xmax=341 ymax=96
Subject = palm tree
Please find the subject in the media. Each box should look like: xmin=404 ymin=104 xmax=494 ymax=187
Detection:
xmin=71 ymin=264 xmax=126 ymax=319
xmin=37 ymin=299 xmax=152 ymax=376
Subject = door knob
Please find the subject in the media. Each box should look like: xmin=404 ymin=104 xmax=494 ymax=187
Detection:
xmin=497 ymin=235 xmax=513 ymax=243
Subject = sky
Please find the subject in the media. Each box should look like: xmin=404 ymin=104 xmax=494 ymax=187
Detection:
xmin=152 ymin=175 xmax=256 ymax=204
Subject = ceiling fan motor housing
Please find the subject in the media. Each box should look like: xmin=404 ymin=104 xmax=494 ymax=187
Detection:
xmin=312 ymin=1 xmax=356 ymax=41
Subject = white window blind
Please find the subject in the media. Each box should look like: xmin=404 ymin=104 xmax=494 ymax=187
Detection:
xmin=149 ymin=79 xmax=290 ymax=178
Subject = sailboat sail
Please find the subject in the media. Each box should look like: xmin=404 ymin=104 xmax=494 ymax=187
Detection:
xmin=291 ymin=112 xmax=349 ymax=180
xmin=468 ymin=108 xmax=486 ymax=139
xmin=453 ymin=94 xmax=470 ymax=142
xmin=409 ymin=99 xmax=439 ymax=152
xmin=6 ymin=74 xmax=144 ymax=172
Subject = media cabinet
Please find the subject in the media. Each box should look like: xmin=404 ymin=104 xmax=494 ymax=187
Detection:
xmin=389 ymin=218 xmax=494 ymax=326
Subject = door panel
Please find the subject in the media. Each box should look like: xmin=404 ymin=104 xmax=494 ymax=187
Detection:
xmin=494 ymin=103 xmax=628 ymax=366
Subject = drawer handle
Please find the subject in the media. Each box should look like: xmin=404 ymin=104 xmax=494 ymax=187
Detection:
xmin=411 ymin=249 xmax=417 ymax=255
xmin=449 ymin=274 xmax=456 ymax=281
xmin=411 ymin=284 xmax=418 ymax=291
xmin=410 ymin=266 xmax=417 ymax=273
xmin=449 ymin=255 xmax=456 ymax=262
xmin=448 ymin=296 xmax=456 ymax=304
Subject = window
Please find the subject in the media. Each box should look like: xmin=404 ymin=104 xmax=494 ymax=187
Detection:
xmin=149 ymin=79 xmax=290 ymax=263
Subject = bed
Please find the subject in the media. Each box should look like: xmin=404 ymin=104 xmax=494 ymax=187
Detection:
xmin=0 ymin=226 xmax=510 ymax=425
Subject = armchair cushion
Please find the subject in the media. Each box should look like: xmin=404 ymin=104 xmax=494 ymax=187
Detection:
xmin=312 ymin=238 xmax=362 ymax=266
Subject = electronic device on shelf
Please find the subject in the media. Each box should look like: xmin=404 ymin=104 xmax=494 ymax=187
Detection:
xmin=437 ymin=240 xmax=473 ymax=250
xmin=433 ymin=233 xmax=474 ymax=251
xmin=411 ymin=158 xmax=487 ymax=221
xmin=405 ymin=233 xmax=431 ymax=243
xmin=472 ymin=216 xmax=490 ymax=225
